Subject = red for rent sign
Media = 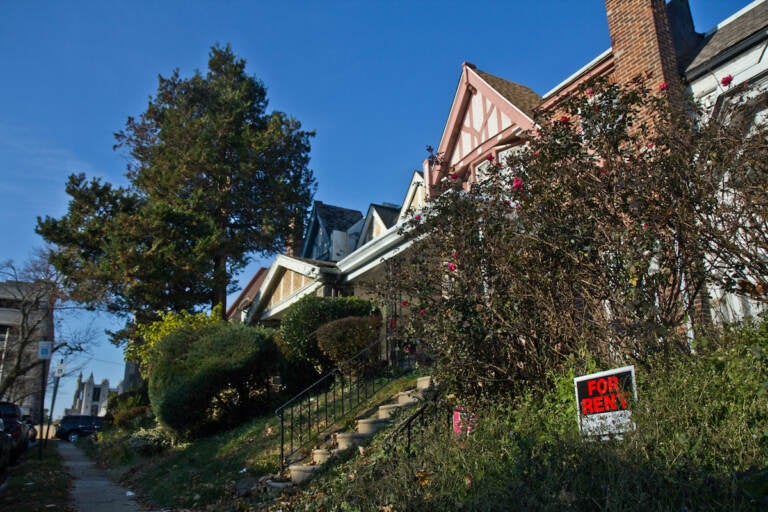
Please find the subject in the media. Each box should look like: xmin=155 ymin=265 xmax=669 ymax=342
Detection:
xmin=574 ymin=365 xmax=636 ymax=437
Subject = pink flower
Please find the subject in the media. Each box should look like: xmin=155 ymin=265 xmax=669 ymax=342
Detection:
xmin=647 ymin=143 xmax=654 ymax=149
xmin=486 ymin=154 xmax=495 ymax=162
xmin=419 ymin=309 xmax=426 ymax=316
xmin=533 ymin=150 xmax=540 ymax=157
xmin=449 ymin=173 xmax=458 ymax=180
xmin=658 ymin=82 xmax=668 ymax=92
xmin=447 ymin=262 xmax=457 ymax=271
xmin=559 ymin=115 xmax=570 ymax=124
xmin=642 ymin=223 xmax=648 ymax=230
xmin=401 ymin=300 xmax=409 ymax=307
xmin=451 ymin=251 xmax=457 ymax=259
xmin=586 ymin=88 xmax=594 ymax=97
xmin=414 ymin=214 xmax=422 ymax=221
xmin=390 ymin=318 xmax=397 ymax=327
xmin=721 ymin=74 xmax=733 ymax=87
xmin=512 ymin=177 xmax=523 ymax=191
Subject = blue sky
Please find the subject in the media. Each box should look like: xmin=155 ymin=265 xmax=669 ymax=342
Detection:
xmin=0 ymin=1 xmax=751 ymax=418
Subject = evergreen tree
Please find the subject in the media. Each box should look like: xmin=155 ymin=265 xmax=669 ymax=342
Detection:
xmin=37 ymin=44 xmax=315 ymax=335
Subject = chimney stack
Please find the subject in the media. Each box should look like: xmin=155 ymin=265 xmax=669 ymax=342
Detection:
xmin=605 ymin=0 xmax=681 ymax=86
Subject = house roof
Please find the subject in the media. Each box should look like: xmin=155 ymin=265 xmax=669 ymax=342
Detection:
xmin=226 ymin=267 xmax=267 ymax=319
xmin=371 ymin=203 xmax=401 ymax=229
xmin=244 ymin=253 xmax=340 ymax=324
xmin=686 ymin=1 xmax=768 ymax=73
xmin=473 ymin=67 xmax=542 ymax=117
xmin=300 ymin=201 xmax=364 ymax=260
xmin=314 ymin=201 xmax=363 ymax=235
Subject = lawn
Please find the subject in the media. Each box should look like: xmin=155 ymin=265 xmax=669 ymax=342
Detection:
xmin=0 ymin=440 xmax=74 ymax=512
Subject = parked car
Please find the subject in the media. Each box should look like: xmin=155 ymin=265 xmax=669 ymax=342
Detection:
xmin=0 ymin=402 xmax=31 ymax=461
xmin=0 ymin=419 xmax=13 ymax=471
xmin=22 ymin=415 xmax=38 ymax=444
xmin=55 ymin=415 xmax=104 ymax=442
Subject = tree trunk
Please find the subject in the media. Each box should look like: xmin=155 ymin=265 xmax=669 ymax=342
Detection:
xmin=213 ymin=253 xmax=228 ymax=319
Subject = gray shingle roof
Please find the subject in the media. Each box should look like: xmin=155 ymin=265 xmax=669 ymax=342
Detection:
xmin=315 ymin=201 xmax=363 ymax=235
xmin=687 ymin=2 xmax=768 ymax=73
xmin=371 ymin=203 xmax=400 ymax=229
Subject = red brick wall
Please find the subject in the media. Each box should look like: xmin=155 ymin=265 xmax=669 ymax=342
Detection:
xmin=605 ymin=0 xmax=680 ymax=87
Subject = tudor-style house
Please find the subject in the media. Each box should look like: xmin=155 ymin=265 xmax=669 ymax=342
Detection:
xmin=234 ymin=0 xmax=766 ymax=333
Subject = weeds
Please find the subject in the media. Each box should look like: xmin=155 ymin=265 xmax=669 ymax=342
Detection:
xmin=279 ymin=317 xmax=768 ymax=511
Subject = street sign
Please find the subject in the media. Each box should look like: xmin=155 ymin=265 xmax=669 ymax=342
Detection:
xmin=37 ymin=341 xmax=53 ymax=360
xmin=574 ymin=365 xmax=636 ymax=437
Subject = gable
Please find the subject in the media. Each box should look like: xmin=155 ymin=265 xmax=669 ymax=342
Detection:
xmin=300 ymin=213 xmax=325 ymax=259
xmin=226 ymin=267 xmax=267 ymax=320
xmin=301 ymin=201 xmax=363 ymax=261
xmin=267 ymin=268 xmax=315 ymax=310
xmin=438 ymin=64 xmax=539 ymax=171
xmin=398 ymin=171 xmax=426 ymax=222
xmin=244 ymin=254 xmax=331 ymax=324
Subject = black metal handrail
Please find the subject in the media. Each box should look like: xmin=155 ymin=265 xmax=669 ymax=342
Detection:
xmin=383 ymin=388 xmax=442 ymax=455
xmin=275 ymin=334 xmax=397 ymax=470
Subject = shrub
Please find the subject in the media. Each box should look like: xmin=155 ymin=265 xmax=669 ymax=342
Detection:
xmin=147 ymin=322 xmax=281 ymax=439
xmin=390 ymin=77 xmax=768 ymax=400
xmin=113 ymin=405 xmax=154 ymax=430
xmin=316 ymin=315 xmax=382 ymax=372
xmin=278 ymin=295 xmax=378 ymax=373
xmin=132 ymin=306 xmax=222 ymax=375
xmin=127 ymin=426 xmax=174 ymax=455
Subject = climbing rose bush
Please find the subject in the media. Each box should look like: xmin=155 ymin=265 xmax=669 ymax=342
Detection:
xmin=388 ymin=77 xmax=768 ymax=400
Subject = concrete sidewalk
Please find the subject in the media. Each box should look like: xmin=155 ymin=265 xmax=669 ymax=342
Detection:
xmin=57 ymin=440 xmax=149 ymax=511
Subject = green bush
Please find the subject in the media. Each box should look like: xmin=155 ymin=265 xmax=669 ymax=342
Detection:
xmin=316 ymin=315 xmax=382 ymax=372
xmin=113 ymin=405 xmax=154 ymax=430
xmin=278 ymin=295 xmax=378 ymax=374
xmin=127 ymin=426 xmax=174 ymax=455
xmin=107 ymin=383 xmax=155 ymax=431
xmin=147 ymin=322 xmax=281 ymax=439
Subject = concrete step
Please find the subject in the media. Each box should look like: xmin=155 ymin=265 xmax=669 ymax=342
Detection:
xmin=356 ymin=417 xmax=389 ymax=435
xmin=336 ymin=432 xmax=370 ymax=450
xmin=312 ymin=448 xmax=332 ymax=465
xmin=288 ymin=463 xmax=319 ymax=484
xmin=378 ymin=403 xmax=402 ymax=419
xmin=397 ymin=390 xmax=420 ymax=406
xmin=416 ymin=375 xmax=433 ymax=391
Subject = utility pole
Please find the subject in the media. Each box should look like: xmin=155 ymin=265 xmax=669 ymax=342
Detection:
xmin=37 ymin=341 xmax=52 ymax=459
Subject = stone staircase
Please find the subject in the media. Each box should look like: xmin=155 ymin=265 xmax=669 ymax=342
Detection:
xmin=286 ymin=375 xmax=433 ymax=484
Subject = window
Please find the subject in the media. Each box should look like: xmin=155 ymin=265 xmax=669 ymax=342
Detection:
xmin=92 ymin=387 xmax=101 ymax=402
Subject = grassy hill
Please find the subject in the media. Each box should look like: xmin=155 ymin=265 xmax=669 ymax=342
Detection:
xmin=88 ymin=318 xmax=768 ymax=511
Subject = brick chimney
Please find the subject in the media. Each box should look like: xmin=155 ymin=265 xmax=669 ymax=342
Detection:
xmin=605 ymin=0 xmax=681 ymax=87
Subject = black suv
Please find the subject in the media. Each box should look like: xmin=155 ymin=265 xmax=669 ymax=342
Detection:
xmin=55 ymin=415 xmax=104 ymax=442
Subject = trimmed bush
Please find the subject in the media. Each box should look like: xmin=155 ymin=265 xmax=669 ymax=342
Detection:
xmin=147 ymin=322 xmax=281 ymax=439
xmin=316 ymin=315 xmax=382 ymax=372
xmin=278 ymin=295 xmax=378 ymax=373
